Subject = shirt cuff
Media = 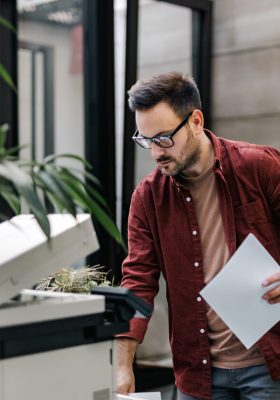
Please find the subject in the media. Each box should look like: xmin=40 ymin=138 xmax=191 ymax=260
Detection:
xmin=115 ymin=316 xmax=149 ymax=343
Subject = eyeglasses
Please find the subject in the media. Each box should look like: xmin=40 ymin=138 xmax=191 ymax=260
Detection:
xmin=132 ymin=111 xmax=193 ymax=149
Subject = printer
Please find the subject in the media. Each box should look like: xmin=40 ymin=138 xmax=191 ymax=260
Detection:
xmin=0 ymin=214 xmax=151 ymax=400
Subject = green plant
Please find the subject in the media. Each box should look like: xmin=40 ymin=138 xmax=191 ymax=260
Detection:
xmin=0 ymin=124 xmax=125 ymax=249
xmin=36 ymin=265 xmax=112 ymax=294
xmin=0 ymin=16 xmax=126 ymax=251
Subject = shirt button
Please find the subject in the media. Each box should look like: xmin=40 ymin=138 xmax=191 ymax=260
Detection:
xmin=192 ymin=230 xmax=198 ymax=236
xmin=197 ymin=296 xmax=202 ymax=302
xmin=186 ymin=196 xmax=191 ymax=202
xmin=194 ymin=262 xmax=199 ymax=267
xmin=200 ymin=329 xmax=205 ymax=334
xmin=202 ymin=359 xmax=207 ymax=365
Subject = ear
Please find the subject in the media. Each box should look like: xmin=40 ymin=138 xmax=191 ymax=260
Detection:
xmin=189 ymin=109 xmax=204 ymax=133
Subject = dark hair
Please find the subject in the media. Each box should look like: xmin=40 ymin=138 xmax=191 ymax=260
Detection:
xmin=127 ymin=72 xmax=201 ymax=118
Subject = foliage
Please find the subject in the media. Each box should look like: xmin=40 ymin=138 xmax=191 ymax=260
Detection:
xmin=0 ymin=16 xmax=16 ymax=33
xmin=0 ymin=16 xmax=126 ymax=251
xmin=36 ymin=265 xmax=112 ymax=294
xmin=0 ymin=124 xmax=126 ymax=249
xmin=0 ymin=16 xmax=17 ymax=92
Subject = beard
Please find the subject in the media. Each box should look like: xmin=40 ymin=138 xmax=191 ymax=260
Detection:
xmin=159 ymin=130 xmax=201 ymax=177
xmin=159 ymin=150 xmax=200 ymax=176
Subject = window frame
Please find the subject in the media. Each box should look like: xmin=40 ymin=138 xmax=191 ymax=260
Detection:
xmin=121 ymin=0 xmax=213 ymax=240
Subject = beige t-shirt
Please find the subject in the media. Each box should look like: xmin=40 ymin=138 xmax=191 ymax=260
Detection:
xmin=182 ymin=167 xmax=265 ymax=368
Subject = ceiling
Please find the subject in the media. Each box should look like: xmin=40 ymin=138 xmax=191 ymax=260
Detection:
xmin=18 ymin=0 xmax=82 ymax=27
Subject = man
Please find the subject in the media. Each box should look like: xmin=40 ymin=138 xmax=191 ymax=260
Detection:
xmin=117 ymin=72 xmax=280 ymax=400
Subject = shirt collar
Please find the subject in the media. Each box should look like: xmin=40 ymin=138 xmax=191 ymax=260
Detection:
xmin=204 ymin=129 xmax=223 ymax=171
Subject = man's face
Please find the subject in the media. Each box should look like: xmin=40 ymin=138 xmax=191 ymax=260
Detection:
xmin=135 ymin=102 xmax=201 ymax=176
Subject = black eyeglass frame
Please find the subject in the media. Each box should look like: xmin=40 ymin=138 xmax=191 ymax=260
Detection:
xmin=132 ymin=111 xmax=193 ymax=149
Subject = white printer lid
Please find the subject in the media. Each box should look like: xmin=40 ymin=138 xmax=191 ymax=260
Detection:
xmin=0 ymin=213 xmax=99 ymax=304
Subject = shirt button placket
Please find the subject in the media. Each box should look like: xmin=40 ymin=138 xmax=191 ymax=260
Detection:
xmin=189 ymin=194 xmax=203 ymax=350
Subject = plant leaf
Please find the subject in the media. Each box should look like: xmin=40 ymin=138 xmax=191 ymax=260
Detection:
xmin=67 ymin=167 xmax=101 ymax=186
xmin=0 ymin=63 xmax=17 ymax=92
xmin=0 ymin=177 xmax=15 ymax=193
xmin=84 ymin=182 xmax=110 ymax=211
xmin=44 ymin=153 xmax=92 ymax=169
xmin=58 ymin=171 xmax=95 ymax=211
xmin=0 ymin=173 xmax=21 ymax=214
xmin=0 ymin=143 xmax=29 ymax=160
xmin=45 ymin=192 xmax=65 ymax=213
xmin=55 ymin=169 xmax=126 ymax=250
xmin=35 ymin=165 xmax=77 ymax=217
xmin=0 ymin=213 xmax=11 ymax=222
xmin=0 ymin=191 xmax=20 ymax=214
xmin=0 ymin=124 xmax=9 ymax=149
xmin=0 ymin=16 xmax=17 ymax=34
xmin=5 ymin=143 xmax=29 ymax=157
xmin=90 ymin=198 xmax=126 ymax=251
xmin=0 ymin=161 xmax=50 ymax=237
xmin=18 ymin=159 xmax=40 ymax=168
xmin=60 ymin=167 xmax=109 ymax=210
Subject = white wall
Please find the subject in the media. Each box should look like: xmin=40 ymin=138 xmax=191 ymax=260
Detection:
xmin=212 ymin=0 xmax=280 ymax=149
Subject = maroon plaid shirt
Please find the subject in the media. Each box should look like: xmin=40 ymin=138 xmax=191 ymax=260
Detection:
xmin=121 ymin=131 xmax=280 ymax=399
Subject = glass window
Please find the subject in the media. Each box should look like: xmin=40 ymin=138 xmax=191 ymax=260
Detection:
xmin=135 ymin=0 xmax=193 ymax=184
xmin=17 ymin=0 xmax=84 ymax=163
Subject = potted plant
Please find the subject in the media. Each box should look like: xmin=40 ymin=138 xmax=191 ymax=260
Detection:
xmin=35 ymin=265 xmax=113 ymax=294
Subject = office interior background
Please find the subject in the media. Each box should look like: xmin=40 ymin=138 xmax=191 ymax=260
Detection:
xmin=0 ymin=0 xmax=279 ymax=395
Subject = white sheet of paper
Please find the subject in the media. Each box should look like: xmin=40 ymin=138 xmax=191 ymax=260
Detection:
xmin=130 ymin=393 xmax=161 ymax=400
xmin=200 ymin=233 xmax=280 ymax=349
xmin=117 ymin=393 xmax=161 ymax=400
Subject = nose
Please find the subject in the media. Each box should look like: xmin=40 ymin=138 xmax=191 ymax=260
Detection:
xmin=150 ymin=142 xmax=165 ymax=160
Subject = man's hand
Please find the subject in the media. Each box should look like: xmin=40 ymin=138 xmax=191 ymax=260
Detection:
xmin=117 ymin=338 xmax=138 ymax=394
xmin=117 ymin=364 xmax=135 ymax=395
xmin=262 ymin=271 xmax=280 ymax=304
